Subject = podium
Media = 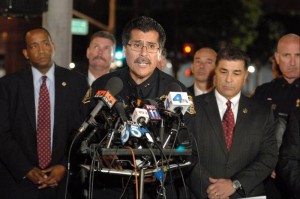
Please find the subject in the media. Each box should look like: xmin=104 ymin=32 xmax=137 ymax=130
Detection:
xmin=100 ymin=148 xmax=192 ymax=156
xmin=81 ymin=147 xmax=192 ymax=199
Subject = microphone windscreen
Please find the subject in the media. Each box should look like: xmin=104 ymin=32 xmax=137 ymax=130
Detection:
xmin=114 ymin=101 xmax=128 ymax=122
xmin=164 ymin=82 xmax=182 ymax=94
xmin=105 ymin=77 xmax=123 ymax=96
xmin=143 ymin=99 xmax=159 ymax=107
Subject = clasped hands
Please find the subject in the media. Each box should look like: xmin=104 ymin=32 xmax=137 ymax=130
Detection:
xmin=26 ymin=165 xmax=66 ymax=189
xmin=207 ymin=177 xmax=236 ymax=199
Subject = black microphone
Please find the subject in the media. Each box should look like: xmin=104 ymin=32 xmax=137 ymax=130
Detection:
xmin=78 ymin=77 xmax=123 ymax=133
xmin=100 ymin=110 xmax=114 ymax=128
xmin=80 ymin=126 xmax=99 ymax=154
xmin=164 ymin=82 xmax=183 ymax=93
xmin=106 ymin=100 xmax=128 ymax=148
xmin=113 ymin=100 xmax=128 ymax=123
xmin=143 ymin=99 xmax=179 ymax=118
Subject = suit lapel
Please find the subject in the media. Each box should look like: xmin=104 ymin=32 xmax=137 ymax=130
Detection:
xmin=203 ymin=92 xmax=228 ymax=154
xmin=53 ymin=66 xmax=66 ymax=150
xmin=230 ymin=95 xmax=252 ymax=152
xmin=20 ymin=69 xmax=36 ymax=131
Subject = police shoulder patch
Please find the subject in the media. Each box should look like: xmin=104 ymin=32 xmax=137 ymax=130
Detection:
xmin=186 ymin=95 xmax=196 ymax=114
xmin=82 ymin=87 xmax=92 ymax=104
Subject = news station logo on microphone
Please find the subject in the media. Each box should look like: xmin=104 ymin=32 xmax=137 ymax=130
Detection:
xmin=164 ymin=92 xmax=191 ymax=115
xmin=132 ymin=108 xmax=149 ymax=125
xmin=143 ymin=104 xmax=161 ymax=121
xmin=94 ymin=90 xmax=116 ymax=108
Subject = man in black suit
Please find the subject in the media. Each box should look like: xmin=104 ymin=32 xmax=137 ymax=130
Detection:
xmin=0 ymin=27 xmax=88 ymax=199
xmin=187 ymin=46 xmax=278 ymax=198
xmin=188 ymin=47 xmax=217 ymax=96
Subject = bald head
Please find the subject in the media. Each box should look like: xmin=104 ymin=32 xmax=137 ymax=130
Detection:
xmin=191 ymin=47 xmax=217 ymax=92
xmin=274 ymin=33 xmax=300 ymax=84
xmin=277 ymin=33 xmax=300 ymax=50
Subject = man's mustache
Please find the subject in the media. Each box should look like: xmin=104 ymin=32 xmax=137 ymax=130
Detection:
xmin=93 ymin=55 xmax=106 ymax=62
xmin=134 ymin=57 xmax=151 ymax=64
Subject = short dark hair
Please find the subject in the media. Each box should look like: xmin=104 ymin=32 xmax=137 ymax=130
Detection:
xmin=216 ymin=46 xmax=250 ymax=70
xmin=23 ymin=27 xmax=52 ymax=48
xmin=89 ymin=31 xmax=116 ymax=51
xmin=122 ymin=16 xmax=166 ymax=49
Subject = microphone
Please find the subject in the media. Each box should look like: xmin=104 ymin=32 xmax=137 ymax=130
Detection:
xmin=164 ymin=82 xmax=183 ymax=93
xmin=100 ymin=110 xmax=113 ymax=129
xmin=106 ymin=100 xmax=128 ymax=148
xmin=113 ymin=100 xmax=128 ymax=123
xmin=143 ymin=98 xmax=179 ymax=118
xmin=119 ymin=122 xmax=149 ymax=145
xmin=78 ymin=77 xmax=123 ymax=133
xmin=143 ymin=102 xmax=163 ymax=143
xmin=80 ymin=126 xmax=99 ymax=154
xmin=132 ymin=108 xmax=149 ymax=126
xmin=143 ymin=104 xmax=161 ymax=122
xmin=164 ymin=92 xmax=190 ymax=115
xmin=163 ymin=121 xmax=179 ymax=148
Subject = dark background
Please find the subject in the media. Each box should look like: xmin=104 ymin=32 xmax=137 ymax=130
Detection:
xmin=1 ymin=0 xmax=299 ymax=76
xmin=72 ymin=0 xmax=300 ymax=75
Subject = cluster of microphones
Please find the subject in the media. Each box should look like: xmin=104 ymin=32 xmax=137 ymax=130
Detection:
xmin=78 ymin=77 xmax=192 ymax=153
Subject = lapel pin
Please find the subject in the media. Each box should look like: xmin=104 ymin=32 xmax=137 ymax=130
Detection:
xmin=144 ymin=83 xmax=150 ymax=88
xmin=243 ymin=108 xmax=248 ymax=113
xmin=296 ymin=99 xmax=300 ymax=107
xmin=62 ymin=82 xmax=67 ymax=87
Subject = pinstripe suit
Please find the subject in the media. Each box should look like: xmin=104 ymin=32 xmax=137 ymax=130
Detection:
xmin=187 ymin=91 xmax=278 ymax=198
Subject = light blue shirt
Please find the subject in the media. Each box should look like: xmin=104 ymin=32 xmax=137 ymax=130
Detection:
xmin=32 ymin=65 xmax=55 ymax=150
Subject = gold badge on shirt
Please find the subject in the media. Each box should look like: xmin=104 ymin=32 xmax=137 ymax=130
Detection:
xmin=186 ymin=95 xmax=196 ymax=115
xmin=82 ymin=87 xmax=92 ymax=104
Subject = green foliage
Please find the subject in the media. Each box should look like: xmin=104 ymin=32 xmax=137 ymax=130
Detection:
xmin=180 ymin=0 xmax=262 ymax=51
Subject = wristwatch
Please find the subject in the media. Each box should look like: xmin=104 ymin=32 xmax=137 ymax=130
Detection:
xmin=232 ymin=180 xmax=242 ymax=190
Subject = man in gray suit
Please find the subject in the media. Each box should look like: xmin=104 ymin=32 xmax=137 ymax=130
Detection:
xmin=187 ymin=46 xmax=278 ymax=199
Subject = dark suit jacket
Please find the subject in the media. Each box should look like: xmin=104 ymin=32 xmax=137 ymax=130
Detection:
xmin=187 ymin=91 xmax=278 ymax=199
xmin=188 ymin=84 xmax=195 ymax=96
xmin=0 ymin=65 xmax=88 ymax=199
xmin=278 ymin=110 xmax=300 ymax=199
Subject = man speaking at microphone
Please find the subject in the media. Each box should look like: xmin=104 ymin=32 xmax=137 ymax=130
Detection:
xmin=81 ymin=16 xmax=195 ymax=199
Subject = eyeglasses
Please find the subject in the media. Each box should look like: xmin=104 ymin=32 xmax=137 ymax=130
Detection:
xmin=127 ymin=41 xmax=160 ymax=53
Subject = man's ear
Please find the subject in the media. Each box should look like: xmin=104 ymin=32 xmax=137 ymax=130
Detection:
xmin=22 ymin=49 xmax=29 ymax=59
xmin=122 ymin=46 xmax=126 ymax=57
xmin=274 ymin=52 xmax=280 ymax=64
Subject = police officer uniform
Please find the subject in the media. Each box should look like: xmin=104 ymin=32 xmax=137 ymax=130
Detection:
xmin=252 ymin=77 xmax=300 ymax=199
xmin=79 ymin=67 xmax=195 ymax=199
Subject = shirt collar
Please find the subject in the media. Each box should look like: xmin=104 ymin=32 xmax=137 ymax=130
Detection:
xmin=194 ymin=84 xmax=213 ymax=96
xmin=88 ymin=70 xmax=96 ymax=86
xmin=32 ymin=64 xmax=55 ymax=84
xmin=128 ymin=68 xmax=159 ymax=99
xmin=215 ymin=89 xmax=241 ymax=108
